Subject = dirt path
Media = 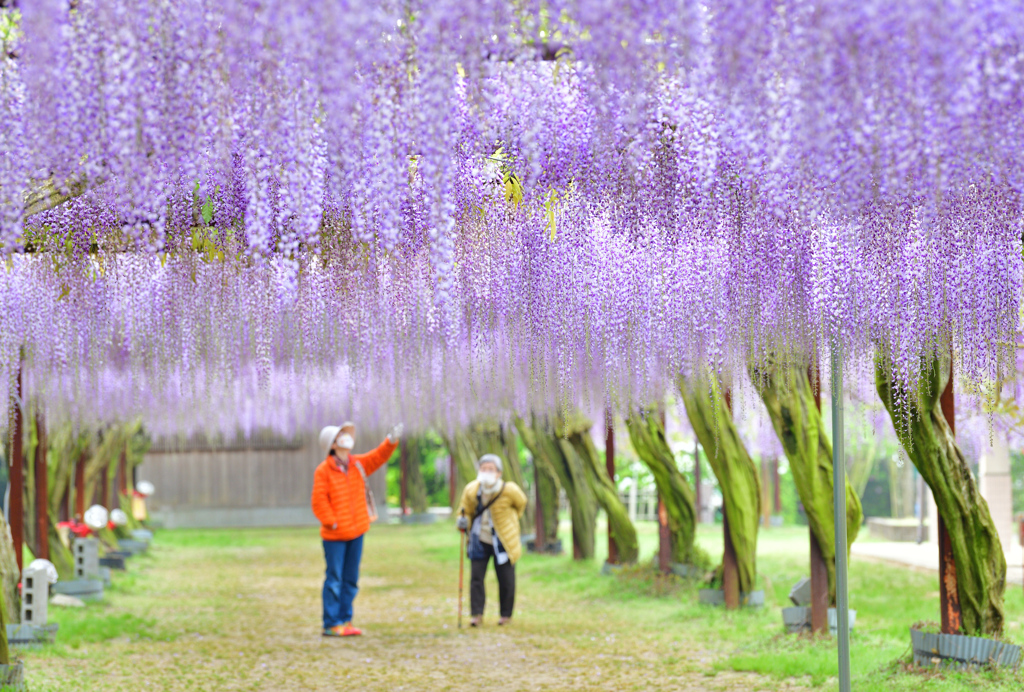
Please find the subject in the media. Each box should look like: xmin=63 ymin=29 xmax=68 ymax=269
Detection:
xmin=23 ymin=525 xmax=794 ymax=691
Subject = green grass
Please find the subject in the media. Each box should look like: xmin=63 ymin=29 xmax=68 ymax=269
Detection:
xmin=17 ymin=520 xmax=1024 ymax=691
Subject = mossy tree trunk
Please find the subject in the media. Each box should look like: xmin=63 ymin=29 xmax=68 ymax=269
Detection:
xmin=750 ymin=355 xmax=863 ymax=603
xmin=534 ymin=462 xmax=561 ymax=547
xmin=563 ymin=416 xmax=639 ymax=564
xmin=0 ymin=516 xmax=18 ymax=643
xmin=404 ymin=438 xmax=430 ymax=514
xmin=516 ymin=414 xmax=598 ymax=560
xmin=876 ymin=351 xmax=1006 ymax=636
xmin=625 ymin=408 xmax=701 ymax=566
xmin=678 ymin=374 xmax=761 ymax=593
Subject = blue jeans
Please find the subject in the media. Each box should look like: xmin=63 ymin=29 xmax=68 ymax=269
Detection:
xmin=322 ymin=535 xmax=364 ymax=629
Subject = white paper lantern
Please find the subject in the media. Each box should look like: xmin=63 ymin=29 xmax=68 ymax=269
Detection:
xmin=27 ymin=558 xmax=58 ymax=584
xmin=84 ymin=505 xmax=109 ymax=530
xmin=110 ymin=508 xmax=128 ymax=527
xmin=136 ymin=481 xmax=155 ymax=497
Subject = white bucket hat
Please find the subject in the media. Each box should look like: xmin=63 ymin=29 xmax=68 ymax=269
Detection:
xmin=319 ymin=425 xmax=355 ymax=459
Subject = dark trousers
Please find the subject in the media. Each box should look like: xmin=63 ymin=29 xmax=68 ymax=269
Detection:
xmin=322 ymin=535 xmax=364 ymax=628
xmin=470 ymin=542 xmax=515 ymax=617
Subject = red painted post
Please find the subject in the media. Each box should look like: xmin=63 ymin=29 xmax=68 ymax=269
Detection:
xmin=606 ymin=408 xmax=618 ymax=565
xmin=399 ymin=440 xmax=408 ymax=515
xmin=808 ymin=361 xmax=829 ymax=634
xmin=34 ymin=412 xmax=49 ymax=561
xmin=9 ymin=368 xmax=23 ymax=574
xmin=938 ymin=360 xmax=962 ymax=634
xmin=75 ymin=451 xmax=86 ymax=519
xmin=658 ymin=408 xmax=670 ymax=572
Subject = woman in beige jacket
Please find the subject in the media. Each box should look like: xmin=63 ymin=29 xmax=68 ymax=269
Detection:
xmin=456 ymin=454 xmax=528 ymax=626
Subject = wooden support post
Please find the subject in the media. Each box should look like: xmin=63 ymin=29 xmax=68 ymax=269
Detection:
xmin=75 ymin=452 xmax=86 ymax=519
xmin=938 ymin=362 xmax=962 ymax=634
xmin=534 ymin=461 xmax=546 ymax=553
xmin=694 ymin=439 xmax=702 ymax=523
xmin=399 ymin=440 xmax=408 ymax=515
xmin=9 ymin=368 xmax=23 ymax=574
xmin=34 ymin=413 xmax=48 ymax=561
xmin=657 ymin=408 xmax=670 ymax=572
xmin=722 ymin=507 xmax=740 ymax=609
xmin=606 ymin=408 xmax=618 ymax=565
xmin=808 ymin=360 xmax=830 ymax=633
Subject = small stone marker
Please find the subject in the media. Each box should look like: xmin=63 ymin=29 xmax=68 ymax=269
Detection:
xmin=74 ymin=537 xmax=100 ymax=581
xmin=789 ymin=577 xmax=812 ymax=606
xmin=21 ymin=566 xmax=48 ymax=627
xmin=50 ymin=594 xmax=86 ymax=608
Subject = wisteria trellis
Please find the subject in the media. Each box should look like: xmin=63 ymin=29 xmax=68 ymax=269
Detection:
xmin=0 ymin=1 xmax=1021 ymax=434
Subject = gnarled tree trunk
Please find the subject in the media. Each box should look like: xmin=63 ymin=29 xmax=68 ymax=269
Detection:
xmin=516 ymin=414 xmax=598 ymax=560
xmin=625 ymin=408 xmax=701 ymax=566
xmin=678 ymin=374 xmax=761 ymax=593
xmin=750 ymin=355 xmax=862 ymax=602
xmin=534 ymin=462 xmax=561 ymax=548
xmin=876 ymin=351 xmax=1005 ymax=636
xmin=564 ymin=416 xmax=639 ymax=564
xmin=404 ymin=438 xmax=430 ymax=514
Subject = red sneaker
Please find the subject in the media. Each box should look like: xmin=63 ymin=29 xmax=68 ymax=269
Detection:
xmin=323 ymin=624 xmax=362 ymax=637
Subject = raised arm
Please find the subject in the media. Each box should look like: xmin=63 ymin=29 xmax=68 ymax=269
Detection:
xmin=355 ymin=438 xmax=399 ymax=476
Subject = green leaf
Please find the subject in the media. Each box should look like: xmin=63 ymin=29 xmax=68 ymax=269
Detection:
xmin=201 ymin=196 xmax=214 ymax=225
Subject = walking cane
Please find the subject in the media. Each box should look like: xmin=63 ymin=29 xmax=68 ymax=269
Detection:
xmin=458 ymin=508 xmax=466 ymax=629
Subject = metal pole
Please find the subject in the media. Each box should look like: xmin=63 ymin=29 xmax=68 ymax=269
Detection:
xmin=831 ymin=341 xmax=850 ymax=692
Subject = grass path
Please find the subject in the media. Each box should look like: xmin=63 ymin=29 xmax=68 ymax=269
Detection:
xmin=19 ymin=522 xmax=1024 ymax=691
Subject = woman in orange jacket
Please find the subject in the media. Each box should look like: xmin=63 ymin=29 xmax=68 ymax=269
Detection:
xmin=312 ymin=421 xmax=402 ymax=637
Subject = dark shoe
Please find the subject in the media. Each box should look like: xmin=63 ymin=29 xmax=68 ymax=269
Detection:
xmin=469 ymin=615 xmax=482 ymax=627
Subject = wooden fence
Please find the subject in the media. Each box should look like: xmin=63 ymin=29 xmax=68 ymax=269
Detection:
xmin=138 ymin=431 xmax=389 ymax=528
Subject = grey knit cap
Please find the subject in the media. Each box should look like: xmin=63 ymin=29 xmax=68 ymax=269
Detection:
xmin=476 ymin=454 xmax=503 ymax=473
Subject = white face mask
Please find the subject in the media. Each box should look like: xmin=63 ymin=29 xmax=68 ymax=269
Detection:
xmin=334 ymin=433 xmax=354 ymax=453
xmin=477 ymin=471 xmax=497 ymax=488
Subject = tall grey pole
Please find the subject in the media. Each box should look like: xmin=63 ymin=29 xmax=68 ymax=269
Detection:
xmin=831 ymin=341 xmax=851 ymax=691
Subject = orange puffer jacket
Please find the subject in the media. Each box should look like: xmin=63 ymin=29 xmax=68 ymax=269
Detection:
xmin=311 ymin=439 xmax=397 ymax=541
